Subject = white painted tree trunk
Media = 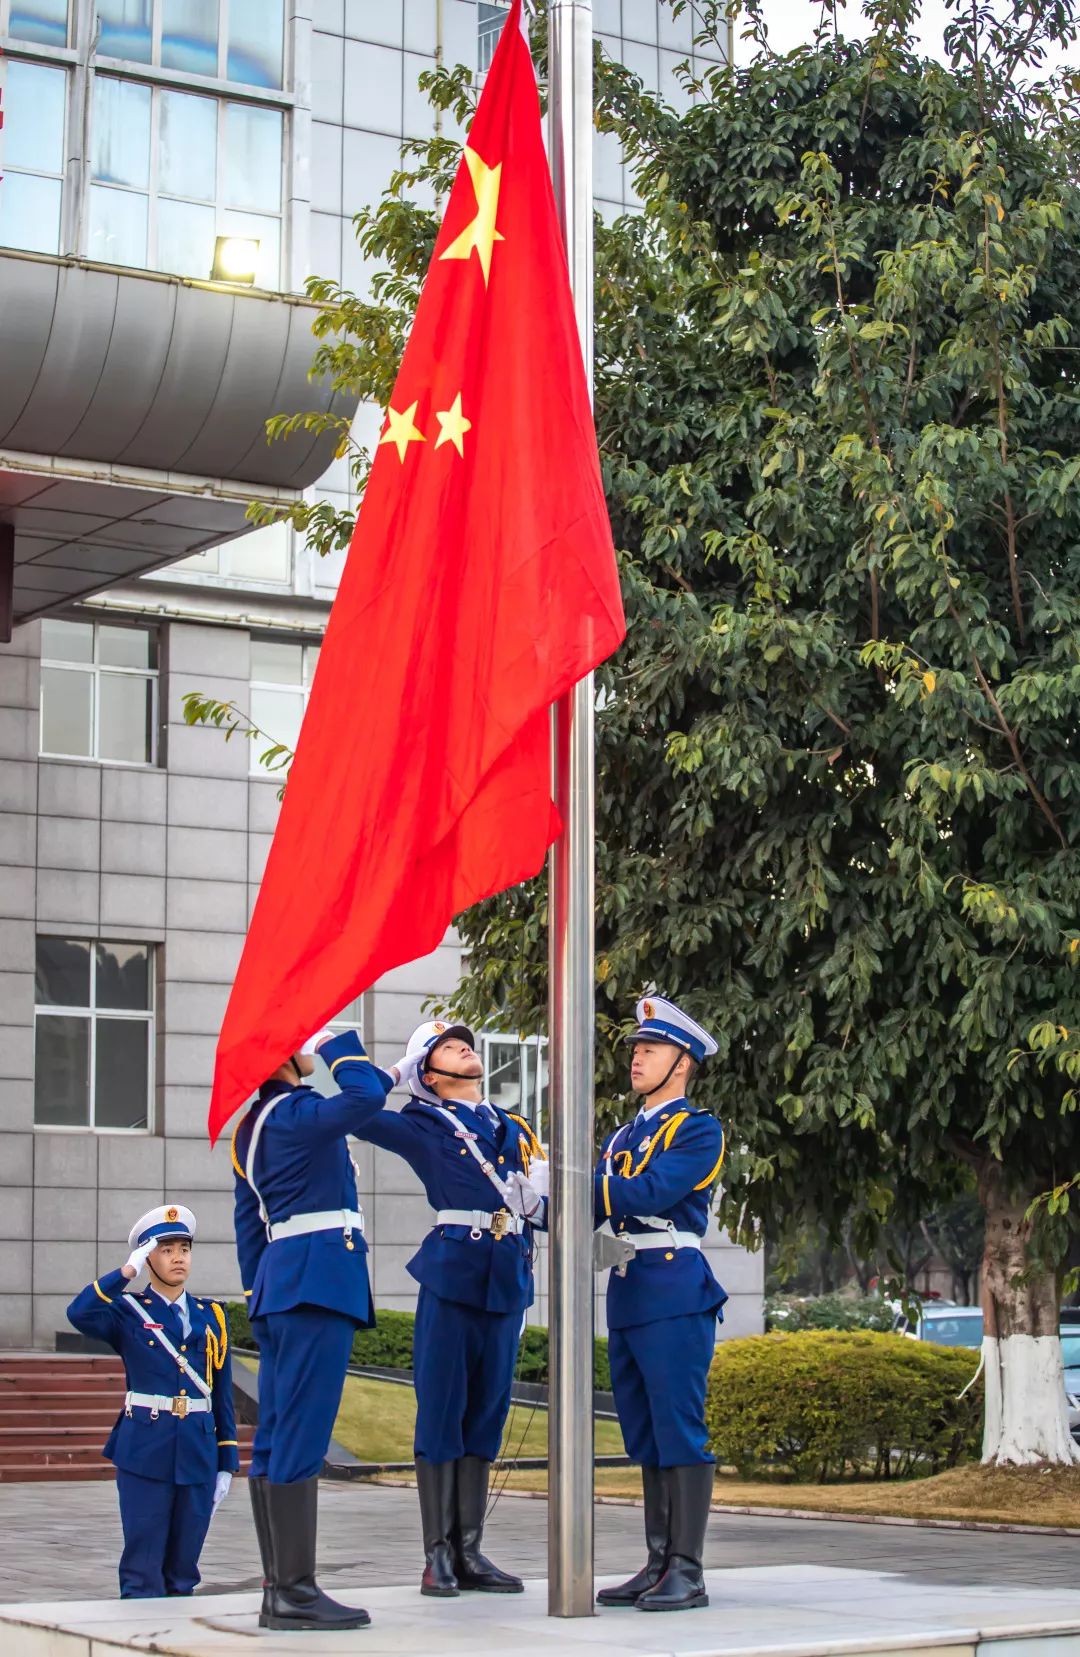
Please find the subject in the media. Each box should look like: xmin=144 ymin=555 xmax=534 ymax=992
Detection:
xmin=980 ymin=1333 xmax=1080 ymax=1466
xmin=978 ymin=1159 xmax=1080 ymax=1467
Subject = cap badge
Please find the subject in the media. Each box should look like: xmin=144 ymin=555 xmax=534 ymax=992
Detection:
xmin=165 ymin=1207 xmax=178 ymax=1223
xmin=433 ymin=1022 xmax=446 ymax=1034
xmin=643 ymin=1000 xmax=654 ymax=1019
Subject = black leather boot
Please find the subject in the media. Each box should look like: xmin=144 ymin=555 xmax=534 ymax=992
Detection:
xmin=451 ymin=1457 xmax=524 ymax=1593
xmin=597 ymin=1465 xmax=670 ymax=1606
xmin=262 ymin=1475 xmax=371 ymax=1630
xmin=636 ymin=1463 xmax=713 ymax=1612
xmin=415 ymin=1460 xmax=459 ymax=1596
xmin=248 ymin=1475 xmax=274 ymax=1622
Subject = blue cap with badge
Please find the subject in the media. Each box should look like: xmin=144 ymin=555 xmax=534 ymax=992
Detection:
xmin=625 ymin=996 xmax=718 ymax=1065
xmin=127 ymin=1204 xmax=197 ymax=1250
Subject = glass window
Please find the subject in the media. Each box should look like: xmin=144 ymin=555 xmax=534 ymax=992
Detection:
xmin=249 ymin=640 xmax=320 ymax=774
xmin=88 ymin=183 xmax=149 ymax=267
xmin=157 ymin=198 xmax=217 ymax=280
xmin=34 ymin=938 xmax=154 ymax=1131
xmin=478 ymin=2 xmax=510 ymax=72
xmin=228 ymin=0 xmax=285 ymax=89
xmin=40 ymin=619 xmax=158 ymax=765
xmin=161 ymin=0 xmax=219 ymax=76
xmin=480 ymin=1032 xmax=548 ymax=1132
xmin=7 ymin=1 xmax=70 ymax=48
xmin=96 ymin=0 xmax=153 ymax=63
xmin=159 ymin=90 xmax=218 ymax=201
xmin=0 ymin=59 xmax=67 ymax=256
xmin=225 ymin=521 xmax=291 ymax=582
xmin=92 ymin=77 xmax=152 ymax=188
xmin=223 ymin=103 xmax=283 ymax=212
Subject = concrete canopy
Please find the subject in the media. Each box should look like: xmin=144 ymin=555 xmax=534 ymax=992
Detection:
xmin=0 ymin=250 xmax=358 ymax=627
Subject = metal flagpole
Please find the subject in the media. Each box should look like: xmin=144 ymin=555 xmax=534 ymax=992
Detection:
xmin=546 ymin=0 xmax=596 ymax=1622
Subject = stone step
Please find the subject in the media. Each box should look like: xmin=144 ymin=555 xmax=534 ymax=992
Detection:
xmin=0 ymin=1462 xmax=116 ymax=1483
xmin=0 ymin=1356 xmax=123 ymax=1375
xmin=0 ymin=1374 xmax=123 ymax=1395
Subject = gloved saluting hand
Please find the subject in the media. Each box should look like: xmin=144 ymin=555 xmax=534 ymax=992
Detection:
xmin=122 ymin=1237 xmax=159 ymax=1280
xmin=389 ymin=1050 xmax=425 ymax=1089
xmin=299 ymin=1029 xmax=336 ymax=1056
xmin=504 ymin=1171 xmax=545 ymax=1221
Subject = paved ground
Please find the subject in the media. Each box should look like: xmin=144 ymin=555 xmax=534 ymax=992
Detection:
xmin=0 ymin=1478 xmax=1074 ymax=1602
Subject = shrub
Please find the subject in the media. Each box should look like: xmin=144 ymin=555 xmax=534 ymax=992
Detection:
xmin=706 ymin=1330 xmax=982 ymax=1482
xmin=765 ymin=1292 xmax=895 ymax=1333
xmin=224 ymin=1300 xmax=612 ymax=1390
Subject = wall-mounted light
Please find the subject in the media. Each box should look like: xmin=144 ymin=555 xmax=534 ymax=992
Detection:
xmin=210 ymin=236 xmax=261 ymax=285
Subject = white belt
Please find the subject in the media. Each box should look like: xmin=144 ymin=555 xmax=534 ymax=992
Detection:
xmin=268 ymin=1208 xmax=365 ymax=1243
xmin=125 ymin=1391 xmax=211 ymax=1417
xmin=621 ymin=1230 xmax=702 ymax=1252
xmin=436 ymin=1208 xmax=525 ymax=1239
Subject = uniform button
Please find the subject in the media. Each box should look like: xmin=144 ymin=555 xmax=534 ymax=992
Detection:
xmin=665 ymin=1251 xmax=674 ymax=1261
xmin=460 ymin=1148 xmax=467 ymax=1156
xmin=180 ymin=1345 xmax=187 ymax=1352
xmin=497 ymin=1155 xmax=505 ymax=1164
xmin=180 ymin=1389 xmax=187 ymax=1396
xmin=148 ymin=1340 xmax=155 ymax=1346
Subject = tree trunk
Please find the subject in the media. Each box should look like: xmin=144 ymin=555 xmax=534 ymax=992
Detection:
xmin=978 ymin=1160 xmax=1080 ymax=1466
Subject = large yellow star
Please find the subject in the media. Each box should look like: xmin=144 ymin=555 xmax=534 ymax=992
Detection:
xmin=378 ymin=400 xmax=425 ymax=463
xmin=434 ymin=393 xmax=472 ymax=459
xmin=439 ymin=146 xmax=505 ymax=286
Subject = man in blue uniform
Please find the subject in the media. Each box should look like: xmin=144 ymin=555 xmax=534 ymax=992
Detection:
xmin=593 ymin=997 xmax=727 ymax=1613
xmin=66 ymin=1204 xmax=239 ymax=1599
xmin=231 ymin=1027 xmax=394 ymax=1631
xmin=351 ymin=1018 xmax=546 ymax=1598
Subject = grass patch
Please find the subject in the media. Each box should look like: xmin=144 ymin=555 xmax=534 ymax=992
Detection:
xmin=500 ymin=1462 xmax=1080 ymax=1528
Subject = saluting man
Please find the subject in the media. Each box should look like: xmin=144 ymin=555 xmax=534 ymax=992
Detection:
xmin=350 ymin=1019 xmax=546 ymax=1599
xmin=66 ymin=1205 xmax=239 ymax=1600
xmin=231 ymin=1027 xmax=394 ymax=1633
xmin=594 ymin=997 xmax=727 ymax=1614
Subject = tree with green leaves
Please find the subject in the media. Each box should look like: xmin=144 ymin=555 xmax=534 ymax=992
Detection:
xmin=187 ymin=0 xmax=1080 ymax=1463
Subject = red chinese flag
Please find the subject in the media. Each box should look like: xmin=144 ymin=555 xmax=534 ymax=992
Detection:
xmin=207 ymin=0 xmax=624 ymax=1139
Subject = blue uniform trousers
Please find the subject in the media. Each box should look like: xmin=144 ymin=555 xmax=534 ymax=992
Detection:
xmin=253 ymin=1305 xmax=356 ymax=1483
xmin=413 ymin=1287 xmax=521 ymax=1463
xmin=608 ymin=1311 xmax=717 ymax=1467
xmin=116 ymin=1470 xmax=215 ymax=1598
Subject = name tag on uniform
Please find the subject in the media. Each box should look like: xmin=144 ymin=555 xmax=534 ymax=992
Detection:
xmin=455 ymin=1130 xmax=478 ymax=1141
xmin=639 ymin=1136 xmax=653 ymax=1151
xmin=144 ymin=1323 xmax=163 ymax=1330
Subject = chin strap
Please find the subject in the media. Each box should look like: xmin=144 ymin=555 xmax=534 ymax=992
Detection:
xmin=424 ymin=1062 xmax=482 ymax=1083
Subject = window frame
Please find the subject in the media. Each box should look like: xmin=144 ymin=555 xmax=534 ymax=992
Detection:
xmin=33 ymin=937 xmax=157 ymax=1135
xmin=39 ymin=620 xmax=159 ymax=768
xmin=0 ymin=0 xmax=72 ymax=51
xmin=478 ymin=2 xmax=511 ymax=74
xmin=91 ymin=0 xmax=288 ymax=92
xmin=0 ymin=51 xmax=70 ymax=254
xmin=88 ymin=70 xmax=286 ymax=284
xmin=248 ymin=637 xmax=320 ymax=777
xmin=480 ymin=1030 xmax=548 ymax=1133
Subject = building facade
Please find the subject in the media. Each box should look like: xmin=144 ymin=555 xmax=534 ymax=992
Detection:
xmin=0 ymin=0 xmax=763 ymax=1349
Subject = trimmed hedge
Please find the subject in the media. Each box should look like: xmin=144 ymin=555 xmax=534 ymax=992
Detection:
xmin=706 ymin=1330 xmax=982 ymax=1482
xmin=225 ymin=1301 xmax=612 ymax=1392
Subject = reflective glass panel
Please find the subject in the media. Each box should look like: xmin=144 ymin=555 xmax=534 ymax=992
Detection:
xmin=98 ymin=671 xmax=153 ymax=763
xmin=486 ymin=1040 xmax=523 ymax=1109
xmin=8 ymin=1 xmax=69 ymax=48
xmin=95 ymin=1018 xmax=150 ymax=1129
xmin=333 ymin=996 xmax=364 ymax=1025
xmin=219 ymin=208 xmax=280 ymax=289
xmin=34 ymin=1013 xmax=90 ymax=1126
xmin=225 ymin=521 xmax=290 ymax=582
xmin=159 ymin=89 xmax=217 ymax=202
xmin=251 ymin=639 xmax=302 ymax=685
xmin=88 ymin=184 xmax=149 ymax=267
xmin=227 ymin=0 xmax=284 ymax=88
xmin=156 ymin=197 xmax=216 ymax=279
xmin=36 ymin=936 xmax=91 ymax=1008
xmin=250 ymin=685 xmax=304 ymax=758
xmin=40 ymin=666 xmax=93 ymax=757
xmin=96 ymin=941 xmax=151 ymax=1010
xmin=223 ymin=103 xmax=282 ymax=211
xmin=162 ymin=0 xmax=219 ymax=77
xmin=97 ymin=625 xmax=154 ymax=669
xmin=303 ymin=644 xmax=321 ymax=684
xmin=5 ymin=60 xmax=66 ymax=173
xmin=92 ymin=77 xmax=151 ymax=188
xmin=96 ymin=0 xmax=152 ymax=62
xmin=0 ymin=171 xmax=62 ymax=254
xmin=42 ymin=619 xmax=94 ymax=664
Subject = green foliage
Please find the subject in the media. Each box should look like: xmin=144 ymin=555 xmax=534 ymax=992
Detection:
xmin=765 ymin=1292 xmax=895 ymax=1332
xmin=224 ymin=1301 xmax=611 ymax=1388
xmin=706 ymin=1330 xmax=982 ymax=1480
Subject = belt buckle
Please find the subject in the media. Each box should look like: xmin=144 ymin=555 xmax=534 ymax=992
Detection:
xmin=491 ymin=1210 xmax=511 ymax=1241
xmin=172 ymin=1395 xmax=189 ymax=1419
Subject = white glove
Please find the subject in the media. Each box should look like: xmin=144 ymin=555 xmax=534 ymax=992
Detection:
xmin=299 ymin=1028 xmax=336 ymax=1056
xmin=505 ymin=1172 xmax=545 ymax=1221
xmin=527 ymin=1158 xmax=549 ymax=1200
xmin=212 ymin=1470 xmax=232 ymax=1512
xmin=390 ymin=1051 xmax=425 ymax=1089
xmin=122 ymin=1237 xmax=158 ymax=1280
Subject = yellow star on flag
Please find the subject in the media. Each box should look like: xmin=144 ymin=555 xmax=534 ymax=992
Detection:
xmin=379 ymin=400 xmax=425 ymax=463
xmin=434 ymin=393 xmax=472 ymax=459
xmin=439 ymin=147 xmax=505 ymax=287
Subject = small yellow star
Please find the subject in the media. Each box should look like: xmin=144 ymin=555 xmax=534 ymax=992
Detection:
xmin=439 ymin=146 xmax=505 ymax=287
xmin=434 ymin=393 xmax=472 ymax=459
xmin=378 ymin=400 xmax=425 ymax=463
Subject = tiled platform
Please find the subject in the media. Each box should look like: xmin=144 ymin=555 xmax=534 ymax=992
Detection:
xmin=3 ymin=1565 xmax=1080 ymax=1657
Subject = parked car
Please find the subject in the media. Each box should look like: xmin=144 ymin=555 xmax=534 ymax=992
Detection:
xmin=892 ymin=1304 xmax=984 ymax=1348
xmin=1061 ymin=1330 xmax=1080 ymax=1440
